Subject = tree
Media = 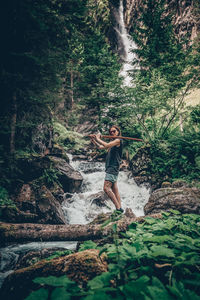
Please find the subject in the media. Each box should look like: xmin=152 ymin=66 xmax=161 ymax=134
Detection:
xmin=0 ymin=0 xmax=87 ymax=153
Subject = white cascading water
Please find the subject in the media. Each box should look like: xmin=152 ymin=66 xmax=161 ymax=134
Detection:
xmin=117 ymin=0 xmax=138 ymax=87
xmin=61 ymin=155 xmax=150 ymax=225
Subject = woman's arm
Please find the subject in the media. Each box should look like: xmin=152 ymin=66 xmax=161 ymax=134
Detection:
xmin=90 ymin=137 xmax=105 ymax=149
xmin=95 ymin=133 xmax=120 ymax=149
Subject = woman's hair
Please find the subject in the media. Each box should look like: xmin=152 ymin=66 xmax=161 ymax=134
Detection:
xmin=109 ymin=125 xmax=121 ymax=136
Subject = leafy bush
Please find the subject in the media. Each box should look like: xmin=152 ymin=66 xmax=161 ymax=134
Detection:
xmin=149 ymin=124 xmax=200 ymax=183
xmin=26 ymin=211 xmax=200 ymax=299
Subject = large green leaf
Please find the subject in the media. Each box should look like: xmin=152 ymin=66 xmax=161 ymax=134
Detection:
xmin=51 ymin=288 xmax=70 ymax=300
xmin=145 ymin=277 xmax=173 ymax=300
xmin=25 ymin=288 xmax=48 ymax=300
xmin=87 ymin=272 xmax=113 ymax=290
xmin=150 ymin=245 xmax=175 ymax=258
xmin=33 ymin=276 xmax=76 ymax=288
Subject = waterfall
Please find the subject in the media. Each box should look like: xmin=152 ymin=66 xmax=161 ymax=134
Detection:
xmin=61 ymin=155 xmax=150 ymax=225
xmin=115 ymin=0 xmax=138 ymax=86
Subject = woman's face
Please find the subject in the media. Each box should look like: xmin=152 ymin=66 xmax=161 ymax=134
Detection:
xmin=110 ymin=127 xmax=119 ymax=136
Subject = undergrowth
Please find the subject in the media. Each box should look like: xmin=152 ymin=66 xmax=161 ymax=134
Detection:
xmin=25 ymin=210 xmax=200 ymax=299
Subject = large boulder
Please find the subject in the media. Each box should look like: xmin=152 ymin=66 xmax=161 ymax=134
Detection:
xmin=0 ymin=184 xmax=67 ymax=224
xmin=144 ymin=184 xmax=200 ymax=215
xmin=0 ymin=249 xmax=107 ymax=300
xmin=48 ymin=156 xmax=83 ymax=193
xmin=16 ymin=154 xmax=82 ymax=193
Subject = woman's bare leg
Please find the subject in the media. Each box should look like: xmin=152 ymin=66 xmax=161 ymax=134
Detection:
xmin=104 ymin=180 xmax=121 ymax=209
xmin=112 ymin=182 xmax=121 ymax=208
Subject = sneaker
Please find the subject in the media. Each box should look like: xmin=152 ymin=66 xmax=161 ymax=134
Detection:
xmin=116 ymin=208 xmax=124 ymax=213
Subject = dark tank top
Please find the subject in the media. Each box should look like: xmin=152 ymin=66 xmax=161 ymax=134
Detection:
xmin=105 ymin=140 xmax=123 ymax=175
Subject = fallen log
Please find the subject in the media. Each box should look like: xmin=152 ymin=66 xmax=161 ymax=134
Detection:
xmin=0 ymin=213 xmax=162 ymax=245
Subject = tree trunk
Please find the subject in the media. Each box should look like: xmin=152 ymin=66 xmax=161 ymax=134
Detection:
xmin=0 ymin=213 xmax=162 ymax=245
xmin=70 ymin=69 xmax=74 ymax=108
xmin=10 ymin=92 xmax=17 ymax=154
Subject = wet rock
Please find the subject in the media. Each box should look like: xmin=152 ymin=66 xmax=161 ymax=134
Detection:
xmin=124 ymin=208 xmax=136 ymax=218
xmin=0 ymin=249 xmax=107 ymax=300
xmin=72 ymin=154 xmax=88 ymax=161
xmin=48 ymin=156 xmax=83 ymax=193
xmin=144 ymin=186 xmax=200 ymax=215
xmin=89 ymin=191 xmax=110 ymax=207
xmin=15 ymin=248 xmax=71 ymax=270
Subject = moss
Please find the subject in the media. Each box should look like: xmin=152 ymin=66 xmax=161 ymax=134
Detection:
xmin=53 ymin=121 xmax=89 ymax=152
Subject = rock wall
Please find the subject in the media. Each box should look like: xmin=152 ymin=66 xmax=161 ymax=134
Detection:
xmin=124 ymin=0 xmax=200 ymax=42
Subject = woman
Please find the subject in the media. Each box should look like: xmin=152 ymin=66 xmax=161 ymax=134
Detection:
xmin=90 ymin=125 xmax=123 ymax=213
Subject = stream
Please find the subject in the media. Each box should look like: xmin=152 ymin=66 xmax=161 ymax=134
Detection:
xmin=62 ymin=155 xmax=150 ymax=224
xmin=0 ymin=156 xmax=150 ymax=288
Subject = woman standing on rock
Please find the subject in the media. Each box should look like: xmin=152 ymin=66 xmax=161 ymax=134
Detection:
xmin=90 ymin=125 xmax=124 ymax=213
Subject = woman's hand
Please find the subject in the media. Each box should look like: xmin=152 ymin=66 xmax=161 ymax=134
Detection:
xmin=96 ymin=133 xmax=101 ymax=140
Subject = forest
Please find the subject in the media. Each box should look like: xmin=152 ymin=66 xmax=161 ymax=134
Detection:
xmin=0 ymin=0 xmax=200 ymax=299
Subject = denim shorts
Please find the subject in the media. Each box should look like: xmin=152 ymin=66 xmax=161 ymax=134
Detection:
xmin=105 ymin=173 xmax=118 ymax=183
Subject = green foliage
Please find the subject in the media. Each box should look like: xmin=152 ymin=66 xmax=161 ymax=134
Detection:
xmin=27 ymin=211 xmax=200 ymax=299
xmin=148 ymin=121 xmax=200 ymax=183
xmin=41 ymin=166 xmax=61 ymax=187
xmin=78 ymin=240 xmax=98 ymax=252
xmin=25 ymin=288 xmax=48 ymax=300
xmin=0 ymin=186 xmax=16 ymax=208
xmin=53 ymin=121 xmax=88 ymax=152
xmin=46 ymin=250 xmax=73 ymax=261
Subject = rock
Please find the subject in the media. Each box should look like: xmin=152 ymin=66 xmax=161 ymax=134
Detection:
xmin=171 ymin=179 xmax=189 ymax=188
xmin=129 ymin=145 xmax=153 ymax=186
xmin=88 ymin=191 xmax=110 ymax=207
xmin=48 ymin=156 xmax=83 ymax=193
xmin=72 ymin=154 xmax=88 ymax=161
xmin=0 ymin=206 xmax=38 ymax=223
xmin=16 ymin=155 xmax=51 ymax=182
xmin=49 ymin=183 xmax=64 ymax=204
xmin=144 ymin=186 xmax=200 ymax=215
xmin=49 ymin=144 xmax=70 ymax=162
xmin=0 ymin=249 xmax=107 ymax=300
xmin=13 ymin=183 xmax=66 ymax=225
xmin=124 ymin=208 xmax=136 ymax=218
xmin=15 ymin=184 xmax=36 ymax=212
xmin=36 ymin=185 xmax=66 ymax=224
xmin=15 ymin=155 xmax=82 ymax=194
xmin=15 ymin=248 xmax=72 ymax=270
xmin=161 ymin=181 xmax=172 ymax=188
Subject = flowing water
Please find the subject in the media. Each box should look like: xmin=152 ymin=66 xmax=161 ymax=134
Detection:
xmin=116 ymin=0 xmax=138 ymax=86
xmin=0 ymin=155 xmax=150 ymax=288
xmin=61 ymin=155 xmax=150 ymax=225
xmin=0 ymin=241 xmax=77 ymax=288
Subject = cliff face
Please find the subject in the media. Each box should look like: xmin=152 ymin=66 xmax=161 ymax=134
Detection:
xmin=124 ymin=0 xmax=200 ymax=42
